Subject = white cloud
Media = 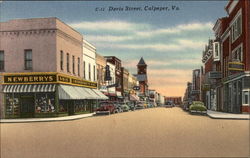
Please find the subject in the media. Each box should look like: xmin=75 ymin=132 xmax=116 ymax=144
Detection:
xmin=85 ymin=35 xmax=133 ymax=42
xmin=69 ymin=20 xmax=150 ymax=31
xmin=95 ymin=39 xmax=206 ymax=52
xmin=136 ymin=22 xmax=213 ymax=37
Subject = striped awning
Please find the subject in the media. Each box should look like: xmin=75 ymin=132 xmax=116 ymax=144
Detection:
xmin=3 ymin=84 xmax=56 ymax=93
xmin=92 ymin=89 xmax=109 ymax=100
xmin=58 ymin=85 xmax=107 ymax=100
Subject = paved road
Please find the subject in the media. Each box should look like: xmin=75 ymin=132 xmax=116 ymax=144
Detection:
xmin=1 ymin=107 xmax=249 ymax=158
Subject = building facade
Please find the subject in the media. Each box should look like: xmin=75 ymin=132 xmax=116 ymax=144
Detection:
xmin=211 ymin=0 xmax=250 ymax=113
xmin=96 ymin=53 xmax=106 ymax=89
xmin=121 ymin=67 xmax=129 ymax=102
xmin=104 ymin=56 xmax=123 ymax=100
xmin=0 ymin=17 xmax=107 ymax=118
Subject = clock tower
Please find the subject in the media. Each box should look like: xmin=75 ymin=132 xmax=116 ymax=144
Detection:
xmin=136 ymin=57 xmax=148 ymax=97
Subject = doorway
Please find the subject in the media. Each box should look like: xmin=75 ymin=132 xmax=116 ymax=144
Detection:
xmin=20 ymin=94 xmax=35 ymax=118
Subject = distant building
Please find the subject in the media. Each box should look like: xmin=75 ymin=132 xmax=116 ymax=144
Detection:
xmin=96 ymin=53 xmax=106 ymax=89
xmin=136 ymin=57 xmax=148 ymax=100
xmin=191 ymin=69 xmax=201 ymax=101
xmin=104 ymin=56 xmax=123 ymax=100
xmin=165 ymin=97 xmax=182 ymax=105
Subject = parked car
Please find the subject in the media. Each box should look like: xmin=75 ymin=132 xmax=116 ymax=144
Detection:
xmin=135 ymin=102 xmax=144 ymax=110
xmin=113 ymin=102 xmax=123 ymax=113
xmin=148 ymin=102 xmax=154 ymax=108
xmin=165 ymin=101 xmax=173 ymax=108
xmin=120 ymin=102 xmax=130 ymax=112
xmin=95 ymin=102 xmax=116 ymax=115
xmin=127 ymin=102 xmax=136 ymax=111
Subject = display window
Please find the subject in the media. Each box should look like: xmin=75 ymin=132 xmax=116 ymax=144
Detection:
xmin=35 ymin=93 xmax=55 ymax=113
xmin=5 ymin=93 xmax=20 ymax=117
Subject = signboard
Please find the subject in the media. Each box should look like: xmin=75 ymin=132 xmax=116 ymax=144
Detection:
xmin=2 ymin=72 xmax=97 ymax=88
xmin=133 ymin=86 xmax=140 ymax=91
xmin=228 ymin=62 xmax=244 ymax=71
xmin=106 ymin=83 xmax=118 ymax=88
xmin=4 ymin=74 xmax=57 ymax=84
xmin=208 ymin=71 xmax=222 ymax=79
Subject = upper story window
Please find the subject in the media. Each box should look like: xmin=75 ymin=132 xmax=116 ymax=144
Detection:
xmin=232 ymin=44 xmax=243 ymax=62
xmin=231 ymin=13 xmax=242 ymax=42
xmin=67 ymin=53 xmax=70 ymax=72
xmin=60 ymin=51 xmax=64 ymax=70
xmin=24 ymin=50 xmax=32 ymax=70
xmin=83 ymin=61 xmax=86 ymax=79
xmin=0 ymin=51 xmax=4 ymax=71
xmin=93 ymin=65 xmax=96 ymax=81
xmin=89 ymin=63 xmax=91 ymax=80
xmin=72 ymin=55 xmax=75 ymax=74
xmin=78 ymin=57 xmax=80 ymax=76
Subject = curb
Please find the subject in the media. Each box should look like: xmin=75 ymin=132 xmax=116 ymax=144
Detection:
xmin=207 ymin=114 xmax=250 ymax=120
xmin=0 ymin=113 xmax=95 ymax=123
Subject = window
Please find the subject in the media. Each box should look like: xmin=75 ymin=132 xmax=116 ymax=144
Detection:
xmin=89 ymin=63 xmax=91 ymax=80
xmin=24 ymin=50 xmax=32 ymax=70
xmin=232 ymin=45 xmax=243 ymax=62
xmin=0 ymin=51 xmax=4 ymax=71
xmin=60 ymin=51 xmax=63 ymax=70
xmin=72 ymin=55 xmax=75 ymax=74
xmin=78 ymin=57 xmax=80 ymax=76
xmin=67 ymin=53 xmax=70 ymax=72
xmin=231 ymin=14 xmax=242 ymax=42
xmin=83 ymin=61 xmax=86 ymax=79
xmin=243 ymin=91 xmax=249 ymax=105
xmin=93 ymin=65 xmax=96 ymax=81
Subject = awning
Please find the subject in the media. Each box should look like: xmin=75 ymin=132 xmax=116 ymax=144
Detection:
xmin=130 ymin=95 xmax=140 ymax=101
xmin=58 ymin=85 xmax=108 ymax=100
xmin=58 ymin=84 xmax=93 ymax=100
xmin=3 ymin=84 xmax=56 ymax=93
xmin=92 ymin=89 xmax=109 ymax=100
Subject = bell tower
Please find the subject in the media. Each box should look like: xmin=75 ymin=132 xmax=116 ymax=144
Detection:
xmin=136 ymin=57 xmax=148 ymax=96
xmin=137 ymin=57 xmax=147 ymax=75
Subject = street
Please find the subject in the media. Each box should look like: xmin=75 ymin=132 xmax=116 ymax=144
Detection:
xmin=1 ymin=107 xmax=249 ymax=158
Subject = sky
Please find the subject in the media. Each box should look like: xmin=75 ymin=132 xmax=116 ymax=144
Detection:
xmin=0 ymin=1 xmax=228 ymax=97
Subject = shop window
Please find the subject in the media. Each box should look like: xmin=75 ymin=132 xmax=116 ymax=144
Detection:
xmin=243 ymin=91 xmax=249 ymax=105
xmin=35 ymin=93 xmax=55 ymax=113
xmin=60 ymin=51 xmax=64 ymax=70
xmin=0 ymin=51 xmax=4 ymax=71
xmin=59 ymin=100 xmax=68 ymax=113
xmin=74 ymin=100 xmax=91 ymax=114
xmin=24 ymin=49 xmax=32 ymax=70
xmin=5 ymin=93 xmax=20 ymax=118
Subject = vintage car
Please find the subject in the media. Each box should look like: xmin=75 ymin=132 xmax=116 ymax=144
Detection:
xmin=95 ymin=102 xmax=116 ymax=115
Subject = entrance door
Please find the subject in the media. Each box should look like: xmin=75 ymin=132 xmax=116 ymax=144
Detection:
xmin=20 ymin=95 xmax=35 ymax=118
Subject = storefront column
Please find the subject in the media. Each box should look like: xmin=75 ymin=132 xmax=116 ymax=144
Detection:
xmin=55 ymin=84 xmax=59 ymax=115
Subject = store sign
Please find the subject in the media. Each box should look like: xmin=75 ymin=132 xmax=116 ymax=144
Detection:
xmin=2 ymin=72 xmax=97 ymax=88
xmin=4 ymin=74 xmax=57 ymax=84
xmin=208 ymin=71 xmax=222 ymax=79
xmin=228 ymin=62 xmax=244 ymax=71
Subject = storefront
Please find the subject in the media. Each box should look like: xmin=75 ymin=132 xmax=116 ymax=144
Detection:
xmin=2 ymin=72 xmax=108 ymax=118
xmin=222 ymin=72 xmax=250 ymax=113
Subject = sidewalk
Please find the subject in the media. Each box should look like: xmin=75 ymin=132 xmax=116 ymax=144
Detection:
xmin=207 ymin=110 xmax=250 ymax=120
xmin=0 ymin=113 xmax=95 ymax=123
